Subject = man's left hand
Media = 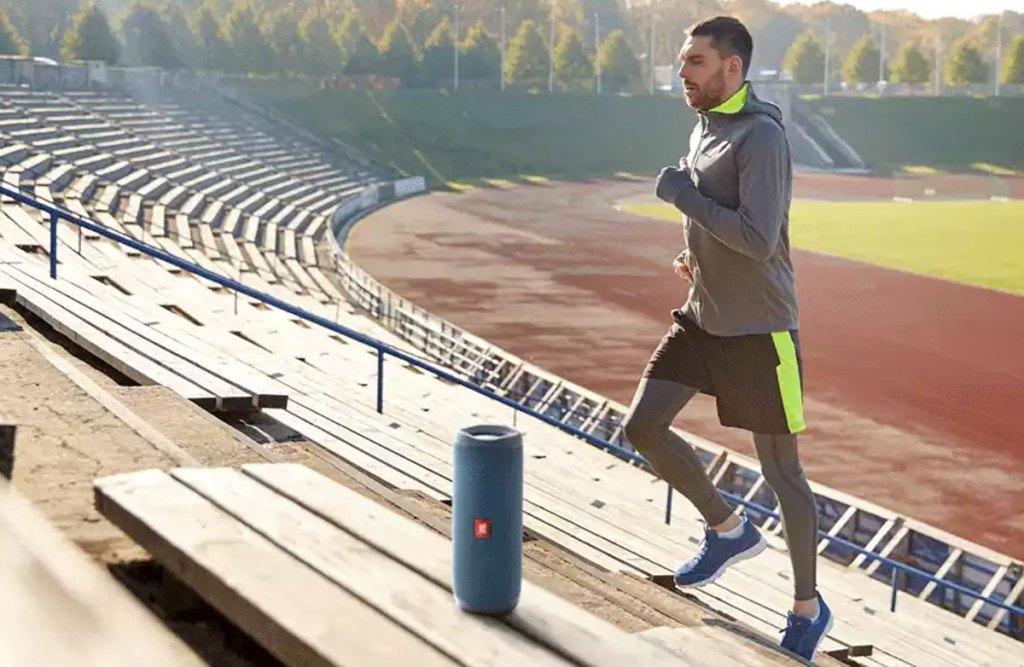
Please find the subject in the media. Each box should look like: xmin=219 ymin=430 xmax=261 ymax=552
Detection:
xmin=655 ymin=164 xmax=696 ymax=206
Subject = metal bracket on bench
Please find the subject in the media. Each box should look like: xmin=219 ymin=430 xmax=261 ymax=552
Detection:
xmin=648 ymin=573 xmax=677 ymax=591
xmin=0 ymin=310 xmax=21 ymax=332
xmin=825 ymin=644 xmax=874 ymax=664
xmin=0 ymin=422 xmax=16 ymax=480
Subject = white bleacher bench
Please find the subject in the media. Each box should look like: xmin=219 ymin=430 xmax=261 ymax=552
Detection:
xmin=0 ymin=144 xmax=31 ymax=166
xmin=95 ymin=463 xmax=712 ymax=667
xmin=52 ymin=144 xmax=97 ymax=163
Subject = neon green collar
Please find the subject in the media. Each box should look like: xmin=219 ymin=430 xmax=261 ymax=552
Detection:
xmin=709 ymin=82 xmax=748 ymax=114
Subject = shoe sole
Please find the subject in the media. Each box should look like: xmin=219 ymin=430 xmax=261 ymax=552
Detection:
xmin=809 ymin=610 xmax=835 ymax=660
xmin=674 ymin=533 xmax=768 ymax=589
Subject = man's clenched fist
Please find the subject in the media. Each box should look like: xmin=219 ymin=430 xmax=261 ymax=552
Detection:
xmin=673 ymin=250 xmax=693 ymax=286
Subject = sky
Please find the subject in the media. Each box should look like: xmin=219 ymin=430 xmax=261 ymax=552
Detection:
xmin=783 ymin=0 xmax=1021 ymax=20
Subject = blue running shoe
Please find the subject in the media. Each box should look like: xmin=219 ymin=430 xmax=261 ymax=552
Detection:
xmin=674 ymin=515 xmax=767 ymax=587
xmin=780 ymin=592 xmax=834 ymax=661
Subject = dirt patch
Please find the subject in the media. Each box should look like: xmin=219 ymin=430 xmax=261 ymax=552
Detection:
xmin=347 ymin=179 xmax=1024 ymax=560
xmin=0 ymin=327 xmax=179 ymax=561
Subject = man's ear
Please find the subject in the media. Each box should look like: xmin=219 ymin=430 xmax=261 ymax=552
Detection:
xmin=729 ymin=54 xmax=743 ymax=77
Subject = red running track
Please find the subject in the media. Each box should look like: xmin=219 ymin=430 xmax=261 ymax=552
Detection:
xmin=348 ymin=178 xmax=1024 ymax=558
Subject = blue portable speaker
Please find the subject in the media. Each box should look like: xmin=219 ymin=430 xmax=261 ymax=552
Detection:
xmin=451 ymin=424 xmax=524 ymax=615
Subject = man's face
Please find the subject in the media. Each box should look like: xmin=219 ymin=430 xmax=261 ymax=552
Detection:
xmin=678 ymin=35 xmax=729 ymax=111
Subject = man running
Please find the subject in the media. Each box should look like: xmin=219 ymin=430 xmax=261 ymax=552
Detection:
xmin=623 ymin=15 xmax=833 ymax=661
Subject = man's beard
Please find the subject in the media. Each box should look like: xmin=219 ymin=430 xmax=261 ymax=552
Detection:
xmin=685 ymin=66 xmax=728 ymax=111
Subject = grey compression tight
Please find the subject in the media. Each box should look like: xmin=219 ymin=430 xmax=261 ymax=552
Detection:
xmin=623 ymin=378 xmax=819 ymax=601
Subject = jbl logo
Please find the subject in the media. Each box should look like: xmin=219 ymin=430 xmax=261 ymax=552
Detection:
xmin=474 ymin=519 xmax=491 ymax=539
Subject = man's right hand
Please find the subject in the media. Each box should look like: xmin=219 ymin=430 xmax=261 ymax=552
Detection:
xmin=673 ymin=252 xmax=693 ymax=285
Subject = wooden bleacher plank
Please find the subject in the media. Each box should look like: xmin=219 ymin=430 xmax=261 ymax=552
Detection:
xmin=0 ymin=478 xmax=204 ymax=667
xmin=0 ymin=265 xmax=237 ymax=411
xmin=218 ymin=230 xmax=246 ymax=267
xmin=0 ymin=209 xmax=43 ymax=249
xmin=171 ymin=467 xmax=580 ymax=666
xmin=45 ymin=267 xmax=290 ymax=409
xmin=299 ymin=236 xmax=317 ymax=267
xmin=243 ymin=463 xmax=714 ymax=667
xmin=9 ymin=261 xmax=285 ymax=409
xmin=241 ymin=241 xmax=275 ymax=279
xmin=266 ymin=408 xmax=447 ymax=498
xmin=305 ymin=266 xmax=344 ymax=300
xmin=196 ymin=222 xmax=220 ymax=259
xmin=93 ymin=469 xmax=458 ymax=667
xmin=169 ymin=213 xmax=192 ymax=247
xmin=284 ymin=258 xmax=321 ymax=296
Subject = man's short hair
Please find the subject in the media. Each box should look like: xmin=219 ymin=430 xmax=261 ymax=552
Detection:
xmin=687 ymin=16 xmax=754 ymax=77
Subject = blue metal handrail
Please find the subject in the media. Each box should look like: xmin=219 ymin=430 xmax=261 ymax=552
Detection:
xmin=2 ymin=183 xmax=1021 ymax=628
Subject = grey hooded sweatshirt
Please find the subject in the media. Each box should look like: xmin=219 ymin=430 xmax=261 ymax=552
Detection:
xmin=670 ymin=82 xmax=799 ymax=337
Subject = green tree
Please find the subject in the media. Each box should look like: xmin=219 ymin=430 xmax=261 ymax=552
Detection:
xmin=506 ymin=19 xmax=547 ymax=87
xmin=554 ymin=28 xmax=592 ymax=91
xmin=267 ymin=10 xmax=304 ymax=74
xmin=121 ymin=4 xmax=181 ymax=69
xmin=1001 ymin=35 xmax=1024 ymax=85
xmin=730 ymin=0 xmax=805 ymax=74
xmin=0 ymin=9 xmax=26 ymax=56
xmin=842 ymin=35 xmax=881 ymax=83
xmin=783 ymin=32 xmax=825 ymax=84
xmin=62 ymin=3 xmax=120 ymax=65
xmin=162 ymin=3 xmax=197 ymax=70
xmin=301 ymin=13 xmax=343 ymax=77
xmin=227 ymin=6 xmax=273 ymax=74
xmin=459 ymin=21 xmax=500 ymax=81
xmin=890 ymin=43 xmax=931 ymax=84
xmin=422 ymin=17 xmax=455 ymax=83
xmin=946 ymin=40 xmax=987 ymax=85
xmin=377 ymin=20 xmax=421 ymax=82
xmin=336 ymin=13 xmax=380 ymax=75
xmin=0 ymin=0 xmax=78 ymax=59
xmin=194 ymin=7 xmax=229 ymax=71
xmin=597 ymin=29 xmax=639 ymax=93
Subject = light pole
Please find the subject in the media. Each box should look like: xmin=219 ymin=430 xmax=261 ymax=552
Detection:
xmin=500 ymin=6 xmax=506 ymax=92
xmin=595 ymin=12 xmax=602 ymax=94
xmin=649 ymin=11 xmax=656 ymax=95
xmin=548 ymin=12 xmax=555 ymax=92
xmin=879 ymin=23 xmax=887 ymax=83
xmin=995 ymin=12 xmax=1004 ymax=97
xmin=454 ymin=4 xmax=460 ymax=92
xmin=823 ymin=15 xmax=831 ymax=96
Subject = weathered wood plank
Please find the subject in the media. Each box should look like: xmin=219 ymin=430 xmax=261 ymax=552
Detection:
xmin=94 ymin=469 xmax=457 ymax=667
xmin=0 ymin=266 xmax=218 ymax=409
xmin=243 ymin=463 xmax=703 ymax=667
xmin=173 ymin=467 xmax=574 ymax=666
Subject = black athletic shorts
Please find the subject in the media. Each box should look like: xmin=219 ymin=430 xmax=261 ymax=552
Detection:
xmin=642 ymin=310 xmax=806 ymax=435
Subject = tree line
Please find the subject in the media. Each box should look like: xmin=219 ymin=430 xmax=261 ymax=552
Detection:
xmin=785 ymin=29 xmax=1024 ymax=87
xmin=0 ymin=1 xmax=1021 ymax=90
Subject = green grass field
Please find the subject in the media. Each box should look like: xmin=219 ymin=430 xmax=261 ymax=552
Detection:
xmin=623 ymin=200 xmax=1024 ymax=296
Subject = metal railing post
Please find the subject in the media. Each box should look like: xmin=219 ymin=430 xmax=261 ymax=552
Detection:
xmin=665 ymin=483 xmax=673 ymax=525
xmin=376 ymin=348 xmax=384 ymax=414
xmin=49 ymin=212 xmax=58 ymax=279
xmin=891 ymin=567 xmax=899 ymax=612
